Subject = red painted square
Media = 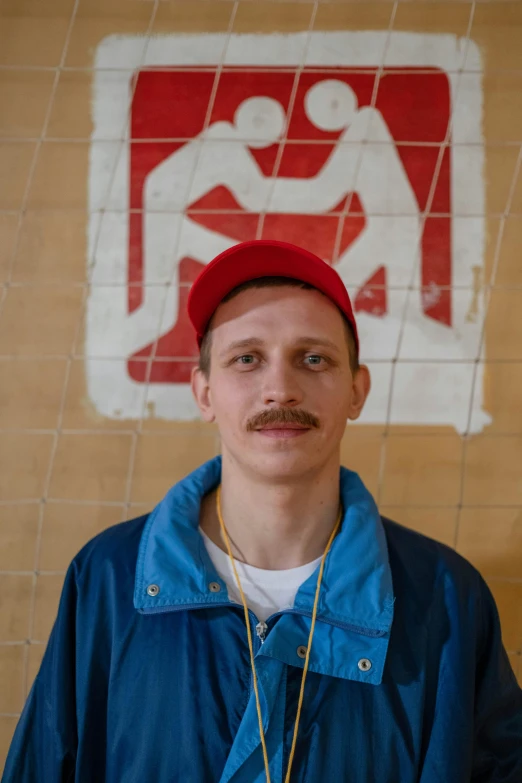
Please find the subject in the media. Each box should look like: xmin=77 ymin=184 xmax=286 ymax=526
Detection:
xmin=128 ymin=67 xmax=451 ymax=384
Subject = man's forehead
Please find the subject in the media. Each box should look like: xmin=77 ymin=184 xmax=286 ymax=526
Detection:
xmin=218 ymin=334 xmax=344 ymax=356
xmin=213 ymin=284 xmax=343 ymax=326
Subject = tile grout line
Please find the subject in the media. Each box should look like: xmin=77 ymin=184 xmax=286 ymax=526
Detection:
xmin=256 ymin=1 xmax=319 ymax=239
xmin=20 ymin=0 xmax=83 ymax=705
xmin=6 ymin=137 xmax=522 ymax=146
xmin=121 ymin=1 xmax=241 ymax=523
xmin=363 ymin=0 xmax=398 ymax=507
xmin=21 ymin=0 xmax=163 ymax=704
xmin=454 ymin=140 xmax=522 ymax=549
xmin=379 ymin=0 xmax=476 ymax=510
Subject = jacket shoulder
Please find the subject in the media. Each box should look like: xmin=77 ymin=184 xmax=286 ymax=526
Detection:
xmin=382 ymin=515 xmax=477 ymax=575
xmin=71 ymin=513 xmax=151 ymax=585
xmin=380 ymin=515 xmax=483 ymax=611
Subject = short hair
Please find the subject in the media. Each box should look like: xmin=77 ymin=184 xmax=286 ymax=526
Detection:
xmin=197 ymin=276 xmax=360 ymax=378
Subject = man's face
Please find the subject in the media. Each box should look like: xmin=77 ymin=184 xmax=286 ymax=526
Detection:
xmin=191 ymin=286 xmax=370 ymax=480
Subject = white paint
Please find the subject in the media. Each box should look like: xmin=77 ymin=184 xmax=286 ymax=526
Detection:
xmin=87 ymin=32 xmax=489 ymax=433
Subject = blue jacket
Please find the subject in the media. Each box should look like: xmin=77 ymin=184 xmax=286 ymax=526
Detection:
xmin=3 ymin=456 xmax=522 ymax=782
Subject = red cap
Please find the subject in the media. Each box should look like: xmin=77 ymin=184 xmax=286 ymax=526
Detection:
xmin=187 ymin=239 xmax=359 ymax=355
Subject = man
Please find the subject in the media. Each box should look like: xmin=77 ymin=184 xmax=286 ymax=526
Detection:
xmin=3 ymin=240 xmax=521 ymax=782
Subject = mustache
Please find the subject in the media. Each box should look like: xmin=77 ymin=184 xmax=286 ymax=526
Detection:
xmin=247 ymin=408 xmax=319 ymax=431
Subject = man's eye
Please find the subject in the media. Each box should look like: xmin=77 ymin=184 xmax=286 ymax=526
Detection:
xmin=305 ymin=354 xmax=325 ymax=366
xmin=235 ymin=355 xmax=256 ymax=364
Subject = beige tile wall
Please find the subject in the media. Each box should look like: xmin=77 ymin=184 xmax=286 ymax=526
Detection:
xmin=1 ymin=0 xmax=522 ymax=768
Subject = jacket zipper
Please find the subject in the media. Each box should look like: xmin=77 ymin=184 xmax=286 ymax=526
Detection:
xmin=255 ymin=620 xmax=268 ymax=645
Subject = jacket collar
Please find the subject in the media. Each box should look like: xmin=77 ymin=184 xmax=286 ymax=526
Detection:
xmin=134 ymin=455 xmax=394 ymax=635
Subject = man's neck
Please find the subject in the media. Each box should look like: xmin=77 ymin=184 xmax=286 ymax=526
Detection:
xmin=199 ymin=452 xmax=342 ymax=570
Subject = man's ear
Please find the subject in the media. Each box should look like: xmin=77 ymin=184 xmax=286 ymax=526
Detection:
xmin=191 ymin=365 xmax=216 ymax=423
xmin=347 ymin=365 xmax=371 ymax=421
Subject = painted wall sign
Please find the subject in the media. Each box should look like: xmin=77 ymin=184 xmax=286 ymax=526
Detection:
xmin=88 ymin=32 xmax=488 ymax=432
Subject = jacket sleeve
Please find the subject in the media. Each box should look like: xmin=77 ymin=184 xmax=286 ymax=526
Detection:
xmin=1 ymin=562 xmax=79 ymax=782
xmin=471 ymin=574 xmax=522 ymax=782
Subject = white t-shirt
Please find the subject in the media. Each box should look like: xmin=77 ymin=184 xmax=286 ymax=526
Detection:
xmin=199 ymin=527 xmax=323 ymax=623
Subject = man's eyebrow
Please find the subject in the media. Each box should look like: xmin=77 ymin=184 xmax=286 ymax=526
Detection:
xmin=219 ymin=336 xmax=341 ymax=356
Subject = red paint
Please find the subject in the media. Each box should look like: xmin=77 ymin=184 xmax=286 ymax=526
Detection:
xmin=129 ymin=67 xmax=451 ymax=383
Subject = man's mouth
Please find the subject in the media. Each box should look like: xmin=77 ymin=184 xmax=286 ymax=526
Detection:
xmin=256 ymin=424 xmax=311 ymax=438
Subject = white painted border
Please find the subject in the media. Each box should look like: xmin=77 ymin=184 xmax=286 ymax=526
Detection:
xmin=87 ymin=32 xmax=488 ymax=432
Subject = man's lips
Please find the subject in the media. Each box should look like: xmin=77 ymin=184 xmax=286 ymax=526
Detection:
xmin=255 ymin=424 xmax=311 ymax=438
xmin=257 ymin=424 xmax=309 ymax=430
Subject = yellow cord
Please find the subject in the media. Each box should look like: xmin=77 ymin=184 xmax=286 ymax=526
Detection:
xmin=216 ymin=485 xmax=342 ymax=783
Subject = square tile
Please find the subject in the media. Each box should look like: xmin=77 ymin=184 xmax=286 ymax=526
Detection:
xmin=0 ymin=717 xmax=19 ymax=770
xmin=463 ymin=435 xmax=522 ymax=506
xmin=49 ymin=433 xmax=133 ymax=502
xmin=340 ymin=427 xmax=384 ymax=499
xmin=0 ymin=645 xmax=25 ymax=713
xmin=61 ymin=359 xmax=141 ymax=431
xmin=0 ymin=286 xmax=84 ymax=355
xmin=484 ymin=289 xmax=522 ymax=361
xmin=0 ymin=358 xmax=67 ymax=428
xmin=64 ymin=0 xmax=154 ymax=69
xmin=126 ymin=502 xmax=153 ymax=521
xmin=0 ymin=143 xmax=36 ymax=210
xmin=140 ymin=413 xmax=217 ymax=435
xmin=130 ymin=431 xmax=218 ymax=503
xmin=392 ymin=2 xmax=472 ymax=37
xmin=0 ymin=70 xmax=55 ymax=139
xmin=0 ymin=574 xmax=33 ymax=642
xmin=26 ymin=643 xmax=45 ymax=698
xmin=398 ymin=288 xmax=485 ymax=362
xmin=233 ymin=1 xmax=314 ymax=33
xmin=486 ymin=146 xmax=519 ymax=215
xmin=0 ymin=434 xmax=54 ymax=501
xmin=152 ymin=1 xmax=235 ymax=34
xmin=47 ymin=71 xmax=133 ymax=141
xmin=457 ymin=507 xmax=522 ymax=580
xmin=0 ymin=0 xmax=74 ymax=67
xmin=468 ymin=3 xmax=522 ymax=71
xmin=483 ymin=216 xmax=501 ymax=282
xmin=39 ymin=502 xmax=124 ymax=571
xmin=494 ymin=216 xmax=522 ymax=286
xmin=32 ymin=573 xmax=64 ymax=642
xmin=474 ymin=362 xmax=522 ymax=435
xmin=483 ymin=72 xmax=522 ymax=144
xmin=510 ymin=160 xmax=522 ymax=214
xmin=1 ymin=1 xmax=75 ymax=19
xmin=12 ymin=210 xmax=87 ymax=283
xmin=380 ymin=434 xmax=463 ymax=506
xmin=0 ymin=213 xmax=19 ymax=283
xmin=45 ymin=70 xmax=93 ymax=140
xmin=487 ymin=580 xmax=522 ymax=652
xmin=0 ymin=504 xmax=39 ymax=571
xmin=27 ymin=142 xmax=89 ymax=209
xmin=314 ymin=2 xmax=394 ymax=31
xmin=389 ymin=362 xmax=475 ymax=435
xmin=379 ymin=506 xmax=458 ymax=548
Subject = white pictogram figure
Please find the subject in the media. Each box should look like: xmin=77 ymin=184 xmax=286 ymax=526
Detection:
xmin=270 ymin=80 xmax=422 ymax=296
xmin=129 ymin=80 xmax=421 ymax=356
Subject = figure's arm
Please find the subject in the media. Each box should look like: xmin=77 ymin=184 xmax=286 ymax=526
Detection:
xmin=356 ymin=112 xmax=419 ymax=215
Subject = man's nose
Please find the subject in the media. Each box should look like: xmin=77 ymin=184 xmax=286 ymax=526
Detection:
xmin=261 ymin=360 xmax=303 ymax=406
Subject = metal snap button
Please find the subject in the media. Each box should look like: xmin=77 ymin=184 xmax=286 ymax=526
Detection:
xmin=147 ymin=584 xmax=160 ymax=597
xmin=209 ymin=582 xmax=221 ymax=593
xmin=297 ymin=645 xmax=308 ymax=659
xmin=358 ymin=658 xmax=372 ymax=672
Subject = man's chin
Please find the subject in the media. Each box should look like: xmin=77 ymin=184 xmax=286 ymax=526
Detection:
xmin=246 ymin=445 xmax=318 ymax=479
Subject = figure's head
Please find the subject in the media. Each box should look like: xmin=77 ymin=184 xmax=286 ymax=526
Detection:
xmin=188 ymin=241 xmax=370 ymax=481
